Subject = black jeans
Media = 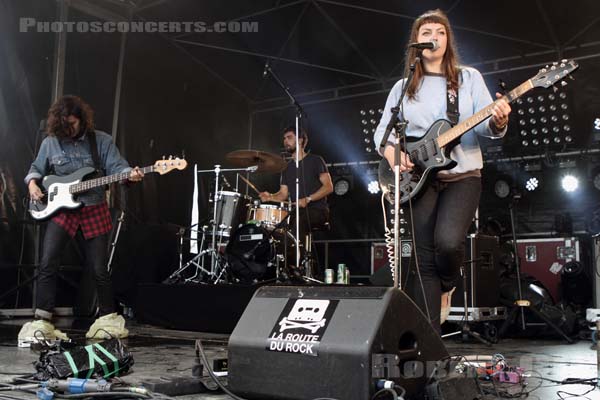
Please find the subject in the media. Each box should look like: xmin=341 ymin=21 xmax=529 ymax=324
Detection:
xmin=404 ymin=177 xmax=481 ymax=333
xmin=35 ymin=221 xmax=115 ymax=319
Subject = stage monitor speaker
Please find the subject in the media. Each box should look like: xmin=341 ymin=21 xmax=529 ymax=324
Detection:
xmin=228 ymin=286 xmax=449 ymax=400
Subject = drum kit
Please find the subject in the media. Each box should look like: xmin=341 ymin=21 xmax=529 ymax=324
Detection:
xmin=167 ymin=149 xmax=315 ymax=285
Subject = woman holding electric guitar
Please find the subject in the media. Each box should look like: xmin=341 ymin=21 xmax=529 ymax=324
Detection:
xmin=374 ymin=9 xmax=511 ymax=334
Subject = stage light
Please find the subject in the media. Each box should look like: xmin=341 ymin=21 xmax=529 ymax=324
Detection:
xmin=334 ymin=177 xmax=351 ymax=196
xmin=591 ymin=167 xmax=600 ymax=191
xmin=561 ymin=175 xmax=579 ymax=192
xmin=525 ymin=177 xmax=539 ymax=191
xmin=593 ymin=173 xmax=600 ymax=191
xmin=513 ymin=86 xmax=573 ymax=152
xmin=359 ymin=105 xmax=383 ymax=154
xmin=494 ymin=178 xmax=511 ymax=199
xmin=367 ymin=180 xmax=380 ymax=194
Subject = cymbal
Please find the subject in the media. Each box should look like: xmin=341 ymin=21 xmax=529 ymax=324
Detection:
xmin=225 ymin=150 xmax=286 ymax=173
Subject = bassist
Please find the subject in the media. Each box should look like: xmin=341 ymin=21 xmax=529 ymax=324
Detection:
xmin=373 ymin=9 xmax=511 ymax=334
xmin=19 ymin=95 xmax=143 ymax=345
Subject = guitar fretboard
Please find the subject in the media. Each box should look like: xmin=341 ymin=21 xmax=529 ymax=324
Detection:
xmin=435 ymin=80 xmax=534 ymax=148
xmin=69 ymin=165 xmax=155 ymax=194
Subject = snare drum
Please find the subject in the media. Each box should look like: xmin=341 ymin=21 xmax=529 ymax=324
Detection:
xmin=247 ymin=204 xmax=289 ymax=230
xmin=214 ymin=191 xmax=251 ymax=237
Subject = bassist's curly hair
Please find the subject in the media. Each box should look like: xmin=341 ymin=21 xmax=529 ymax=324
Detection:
xmin=46 ymin=95 xmax=95 ymax=138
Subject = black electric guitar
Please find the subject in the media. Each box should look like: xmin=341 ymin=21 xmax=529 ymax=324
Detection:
xmin=29 ymin=157 xmax=187 ymax=220
xmin=378 ymin=60 xmax=579 ymax=204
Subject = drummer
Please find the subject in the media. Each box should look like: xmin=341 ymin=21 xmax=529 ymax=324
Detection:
xmin=259 ymin=126 xmax=333 ymax=266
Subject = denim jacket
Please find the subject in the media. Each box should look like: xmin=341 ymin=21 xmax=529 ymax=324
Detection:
xmin=25 ymin=130 xmax=131 ymax=206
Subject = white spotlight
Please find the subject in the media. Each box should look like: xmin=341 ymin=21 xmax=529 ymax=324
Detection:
xmin=525 ymin=177 xmax=539 ymax=191
xmin=561 ymin=175 xmax=579 ymax=192
xmin=367 ymin=180 xmax=380 ymax=194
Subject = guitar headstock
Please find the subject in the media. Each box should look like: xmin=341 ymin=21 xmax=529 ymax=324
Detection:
xmin=154 ymin=156 xmax=188 ymax=175
xmin=531 ymin=59 xmax=579 ymax=89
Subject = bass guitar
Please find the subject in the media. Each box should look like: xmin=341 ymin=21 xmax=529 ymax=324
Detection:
xmin=29 ymin=157 xmax=187 ymax=220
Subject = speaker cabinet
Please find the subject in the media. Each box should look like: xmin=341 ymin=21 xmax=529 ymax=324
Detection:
xmin=228 ymin=286 xmax=448 ymax=400
xmin=454 ymin=234 xmax=500 ymax=308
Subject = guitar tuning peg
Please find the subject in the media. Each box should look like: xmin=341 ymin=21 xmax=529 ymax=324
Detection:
xmin=552 ymin=85 xmax=559 ymax=93
xmin=569 ymin=75 xmax=575 ymax=81
xmin=560 ymin=81 xmax=568 ymax=87
xmin=552 ymin=61 xmax=558 ymax=65
xmin=169 ymin=155 xmax=173 ymax=160
xmin=561 ymin=58 xmax=567 ymax=63
xmin=162 ymin=155 xmax=165 ymax=160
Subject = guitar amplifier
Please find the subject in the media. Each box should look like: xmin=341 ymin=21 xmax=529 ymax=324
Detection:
xmin=371 ymin=242 xmax=389 ymax=274
xmin=514 ymin=237 xmax=580 ymax=303
xmin=371 ymin=235 xmax=500 ymax=309
xmin=454 ymin=234 xmax=501 ymax=308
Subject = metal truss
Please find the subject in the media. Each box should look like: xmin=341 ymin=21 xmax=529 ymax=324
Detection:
xmin=64 ymin=0 xmax=600 ymax=111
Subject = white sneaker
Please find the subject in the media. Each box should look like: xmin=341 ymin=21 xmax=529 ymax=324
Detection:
xmin=86 ymin=313 xmax=129 ymax=339
xmin=440 ymin=287 xmax=456 ymax=325
xmin=17 ymin=319 xmax=69 ymax=347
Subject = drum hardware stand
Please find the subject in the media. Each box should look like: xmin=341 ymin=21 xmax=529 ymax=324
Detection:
xmin=197 ymin=164 xmax=258 ymax=277
xmin=442 ymin=259 xmax=492 ymax=346
xmin=165 ymin=226 xmax=215 ymax=284
xmin=107 ymin=210 xmax=125 ymax=274
xmin=301 ymin=233 xmax=323 ymax=283
xmin=263 ymin=61 xmax=304 ymax=270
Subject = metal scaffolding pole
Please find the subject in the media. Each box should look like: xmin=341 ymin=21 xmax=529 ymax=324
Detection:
xmin=51 ymin=0 xmax=68 ymax=102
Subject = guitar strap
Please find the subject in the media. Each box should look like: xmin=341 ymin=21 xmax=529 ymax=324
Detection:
xmin=446 ymin=79 xmax=459 ymax=126
xmin=87 ymin=130 xmax=105 ymax=177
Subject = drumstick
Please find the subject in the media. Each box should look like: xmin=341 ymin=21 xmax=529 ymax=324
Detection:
xmin=239 ymin=174 xmax=260 ymax=195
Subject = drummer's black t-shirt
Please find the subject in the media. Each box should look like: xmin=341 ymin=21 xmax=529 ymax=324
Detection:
xmin=281 ymin=153 xmax=328 ymax=210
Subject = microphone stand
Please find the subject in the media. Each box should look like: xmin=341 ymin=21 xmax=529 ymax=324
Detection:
xmin=263 ymin=62 xmax=305 ymax=269
xmin=378 ymin=51 xmax=421 ymax=290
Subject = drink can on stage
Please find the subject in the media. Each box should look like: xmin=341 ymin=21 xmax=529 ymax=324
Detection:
xmin=325 ymin=269 xmax=334 ymax=284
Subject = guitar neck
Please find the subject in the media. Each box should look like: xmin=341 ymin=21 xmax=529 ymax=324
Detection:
xmin=436 ymin=80 xmax=534 ymax=148
xmin=70 ymin=165 xmax=155 ymax=194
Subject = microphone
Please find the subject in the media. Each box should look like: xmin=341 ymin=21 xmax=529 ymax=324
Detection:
xmin=262 ymin=61 xmax=270 ymax=78
xmin=408 ymin=41 xmax=439 ymax=51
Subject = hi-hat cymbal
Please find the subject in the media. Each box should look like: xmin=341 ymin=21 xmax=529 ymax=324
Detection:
xmin=225 ymin=150 xmax=286 ymax=173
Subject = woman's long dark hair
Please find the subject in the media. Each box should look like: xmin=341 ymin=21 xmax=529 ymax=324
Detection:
xmin=404 ymin=9 xmax=461 ymax=100
xmin=46 ymin=95 xmax=95 ymax=138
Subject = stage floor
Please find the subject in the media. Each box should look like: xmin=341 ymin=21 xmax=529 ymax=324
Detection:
xmin=0 ymin=318 xmax=597 ymax=400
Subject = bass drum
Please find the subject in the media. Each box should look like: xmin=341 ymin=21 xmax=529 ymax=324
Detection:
xmin=225 ymin=223 xmax=297 ymax=283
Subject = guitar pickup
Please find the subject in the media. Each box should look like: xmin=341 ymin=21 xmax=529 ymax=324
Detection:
xmin=419 ymin=145 xmax=429 ymax=161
